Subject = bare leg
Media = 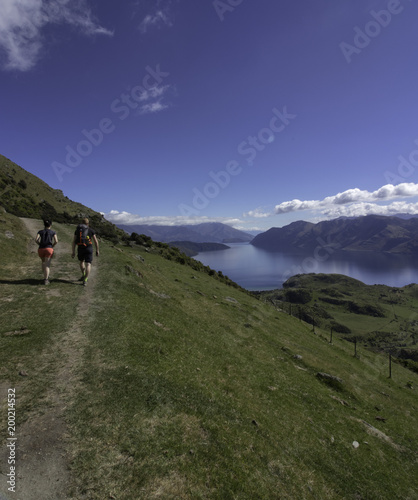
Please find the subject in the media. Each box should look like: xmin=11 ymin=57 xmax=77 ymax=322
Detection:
xmin=79 ymin=261 xmax=86 ymax=276
xmin=42 ymin=257 xmax=52 ymax=280
xmin=85 ymin=263 xmax=92 ymax=279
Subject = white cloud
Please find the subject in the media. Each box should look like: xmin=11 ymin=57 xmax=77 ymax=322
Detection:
xmin=0 ymin=0 xmax=112 ymax=71
xmin=132 ymin=84 xmax=173 ymax=115
xmin=106 ymin=210 xmax=243 ymax=227
xmin=322 ymin=201 xmax=418 ymax=219
xmin=138 ymin=100 xmax=169 ymax=115
xmin=139 ymin=9 xmax=172 ymax=34
xmin=245 ymin=183 xmax=418 ymax=218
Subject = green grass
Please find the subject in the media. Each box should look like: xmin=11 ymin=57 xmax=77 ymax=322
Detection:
xmin=258 ymin=274 xmax=418 ymax=369
xmin=67 ymin=242 xmax=418 ymax=499
xmin=1 ymin=214 xmax=418 ymax=499
xmin=0 ymin=217 xmax=84 ymax=423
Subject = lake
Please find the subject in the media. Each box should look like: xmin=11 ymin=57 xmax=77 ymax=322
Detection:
xmin=195 ymin=243 xmax=418 ymax=290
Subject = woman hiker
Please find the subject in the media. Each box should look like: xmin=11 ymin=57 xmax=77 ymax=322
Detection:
xmin=35 ymin=219 xmax=58 ymax=285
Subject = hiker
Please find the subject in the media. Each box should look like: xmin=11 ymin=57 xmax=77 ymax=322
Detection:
xmin=36 ymin=219 xmax=58 ymax=285
xmin=71 ymin=218 xmax=99 ymax=286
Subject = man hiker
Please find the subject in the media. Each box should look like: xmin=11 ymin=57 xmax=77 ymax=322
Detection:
xmin=36 ymin=219 xmax=58 ymax=285
xmin=71 ymin=218 xmax=99 ymax=286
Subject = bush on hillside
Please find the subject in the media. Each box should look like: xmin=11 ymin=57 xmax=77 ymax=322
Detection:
xmin=330 ymin=321 xmax=351 ymax=334
xmin=285 ymin=288 xmax=312 ymax=304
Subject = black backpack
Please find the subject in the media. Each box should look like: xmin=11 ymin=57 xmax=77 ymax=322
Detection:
xmin=39 ymin=229 xmax=54 ymax=247
xmin=76 ymin=224 xmax=92 ymax=246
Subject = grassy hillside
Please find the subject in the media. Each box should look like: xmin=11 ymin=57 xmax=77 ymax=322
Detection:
xmin=257 ymin=274 xmax=418 ymax=373
xmin=0 ymin=154 xmax=124 ymax=242
xmin=1 ymin=211 xmax=417 ymax=499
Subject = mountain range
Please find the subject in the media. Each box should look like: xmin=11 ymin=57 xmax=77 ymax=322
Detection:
xmin=117 ymin=222 xmax=253 ymax=244
xmin=251 ymin=215 xmax=418 ymax=254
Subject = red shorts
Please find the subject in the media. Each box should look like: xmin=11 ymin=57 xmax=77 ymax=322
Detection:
xmin=38 ymin=248 xmax=54 ymax=259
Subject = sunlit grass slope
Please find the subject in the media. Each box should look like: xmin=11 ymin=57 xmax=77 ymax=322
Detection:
xmin=68 ymin=237 xmax=418 ymax=499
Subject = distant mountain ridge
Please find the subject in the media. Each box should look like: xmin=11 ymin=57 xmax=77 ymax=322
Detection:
xmin=251 ymin=215 xmax=418 ymax=254
xmin=117 ymin=222 xmax=253 ymax=244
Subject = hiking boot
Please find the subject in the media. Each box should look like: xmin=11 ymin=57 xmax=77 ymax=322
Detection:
xmin=83 ymin=278 xmax=88 ymax=287
xmin=44 ymin=279 xmax=50 ymax=285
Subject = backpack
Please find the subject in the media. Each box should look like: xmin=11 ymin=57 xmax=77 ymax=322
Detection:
xmin=76 ymin=224 xmax=92 ymax=247
xmin=39 ymin=229 xmax=54 ymax=248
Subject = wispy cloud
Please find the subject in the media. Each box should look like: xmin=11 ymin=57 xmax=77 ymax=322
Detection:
xmin=245 ymin=183 xmax=418 ymax=219
xmin=133 ymin=84 xmax=173 ymax=115
xmin=138 ymin=101 xmax=169 ymax=115
xmin=106 ymin=210 xmax=243 ymax=227
xmin=0 ymin=0 xmax=113 ymax=71
xmin=139 ymin=9 xmax=173 ymax=34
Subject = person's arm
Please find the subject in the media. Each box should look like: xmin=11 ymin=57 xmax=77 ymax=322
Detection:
xmin=93 ymin=234 xmax=99 ymax=256
xmin=53 ymin=234 xmax=58 ymax=247
xmin=35 ymin=233 xmax=41 ymax=245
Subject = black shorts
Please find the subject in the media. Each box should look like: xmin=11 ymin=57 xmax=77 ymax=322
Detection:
xmin=77 ymin=245 xmax=94 ymax=263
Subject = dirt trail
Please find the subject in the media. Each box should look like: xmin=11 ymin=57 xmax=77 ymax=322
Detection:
xmin=4 ymin=219 xmax=99 ymax=500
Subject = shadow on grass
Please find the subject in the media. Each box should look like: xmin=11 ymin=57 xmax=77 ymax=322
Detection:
xmin=0 ymin=278 xmax=77 ymax=286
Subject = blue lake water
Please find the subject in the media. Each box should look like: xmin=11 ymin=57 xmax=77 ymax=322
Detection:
xmin=195 ymin=243 xmax=418 ymax=290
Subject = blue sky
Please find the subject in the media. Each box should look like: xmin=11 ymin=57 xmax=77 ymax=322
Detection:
xmin=2 ymin=0 xmax=418 ymax=231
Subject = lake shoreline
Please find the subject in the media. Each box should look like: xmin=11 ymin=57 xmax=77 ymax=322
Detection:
xmin=195 ymin=242 xmax=418 ymax=291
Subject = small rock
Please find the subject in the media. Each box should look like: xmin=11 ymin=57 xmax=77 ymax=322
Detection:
xmin=316 ymin=372 xmax=343 ymax=384
xmin=5 ymin=231 xmax=14 ymax=239
xmin=19 ymin=370 xmax=28 ymax=377
xmin=251 ymin=419 xmax=259 ymax=427
xmin=125 ymin=265 xmax=142 ymax=278
xmin=352 ymin=441 xmax=360 ymax=449
xmin=375 ymin=416 xmax=387 ymax=422
xmin=293 ymin=354 xmax=303 ymax=360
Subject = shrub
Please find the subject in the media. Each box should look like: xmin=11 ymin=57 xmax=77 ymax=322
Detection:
xmin=285 ymin=288 xmax=312 ymax=304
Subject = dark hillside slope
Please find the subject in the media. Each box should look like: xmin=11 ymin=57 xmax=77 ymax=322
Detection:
xmin=251 ymin=215 xmax=418 ymax=254
xmin=0 ymin=154 xmax=123 ymax=241
xmin=117 ymin=222 xmax=252 ymax=243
